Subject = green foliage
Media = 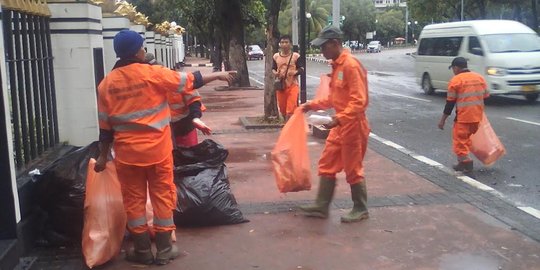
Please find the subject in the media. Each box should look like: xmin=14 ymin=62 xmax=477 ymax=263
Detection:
xmin=341 ymin=0 xmax=376 ymax=42
xmin=278 ymin=0 xmax=332 ymax=37
xmin=376 ymin=9 xmax=405 ymax=44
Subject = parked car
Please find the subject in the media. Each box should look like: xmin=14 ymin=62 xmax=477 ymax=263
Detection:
xmin=247 ymin=45 xmax=264 ymax=60
xmin=367 ymin=41 xmax=382 ymax=53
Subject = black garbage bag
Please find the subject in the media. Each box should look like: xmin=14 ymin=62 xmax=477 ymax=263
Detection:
xmin=34 ymin=141 xmax=100 ymax=246
xmin=173 ymin=139 xmax=229 ymax=175
xmin=174 ymin=164 xmax=249 ymax=226
xmin=173 ymin=139 xmax=248 ymax=226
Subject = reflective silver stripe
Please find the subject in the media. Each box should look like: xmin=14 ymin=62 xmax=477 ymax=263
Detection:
xmin=171 ymin=112 xmax=189 ymax=122
xmin=127 ymin=216 xmax=147 ymax=228
xmin=113 ymin=116 xmax=171 ymax=132
xmin=447 ymin=92 xmax=457 ymax=98
xmin=177 ymin=72 xmax=188 ymax=93
xmin=109 ymin=102 xmax=168 ymax=123
xmin=456 ymin=100 xmax=484 ymax=108
xmin=170 ymin=103 xmax=185 ymax=110
xmin=183 ymin=91 xmax=201 ymax=103
xmin=153 ymin=217 xmax=174 ymax=227
xmin=457 ymin=90 xmax=487 ymax=98
xmin=98 ymin=112 xmax=109 ymax=121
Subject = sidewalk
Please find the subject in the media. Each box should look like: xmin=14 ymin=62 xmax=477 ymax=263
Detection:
xmin=29 ymin=58 xmax=540 ymax=270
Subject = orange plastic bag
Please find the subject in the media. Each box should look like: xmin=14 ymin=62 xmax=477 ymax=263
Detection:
xmin=82 ymin=159 xmax=127 ymax=268
xmin=313 ymin=74 xmax=331 ymax=102
xmin=271 ymin=108 xmax=311 ymax=192
xmin=470 ymin=114 xmax=506 ymax=166
xmin=146 ymin=192 xmax=176 ymax=242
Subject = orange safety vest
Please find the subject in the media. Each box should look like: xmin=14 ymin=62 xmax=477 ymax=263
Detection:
xmin=447 ymin=71 xmax=489 ymax=123
xmin=273 ymin=52 xmax=300 ymax=88
xmin=167 ymin=90 xmax=206 ymax=123
xmin=97 ymin=63 xmax=194 ymax=166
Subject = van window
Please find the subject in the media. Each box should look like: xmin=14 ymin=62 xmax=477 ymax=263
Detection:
xmin=418 ymin=37 xmax=464 ymax=56
xmin=468 ymin=36 xmax=483 ymax=55
xmin=482 ymin=34 xmax=540 ymax=53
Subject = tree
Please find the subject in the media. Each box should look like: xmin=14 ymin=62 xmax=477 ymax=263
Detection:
xmin=376 ymin=8 xmax=405 ymax=44
xmin=341 ymin=0 xmax=376 ymax=43
xmin=263 ymin=0 xmax=282 ymax=118
xmin=278 ymin=0 xmax=331 ymax=38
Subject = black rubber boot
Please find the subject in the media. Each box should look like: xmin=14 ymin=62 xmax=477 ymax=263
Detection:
xmin=453 ymin=160 xmax=473 ymax=172
xmin=299 ymin=177 xmax=336 ymax=218
xmin=341 ymin=181 xmax=369 ymax=223
xmin=155 ymin=231 xmax=180 ymax=265
xmin=125 ymin=232 xmax=154 ymax=265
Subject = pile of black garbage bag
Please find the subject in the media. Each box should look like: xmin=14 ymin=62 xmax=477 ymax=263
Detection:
xmin=34 ymin=139 xmax=248 ymax=246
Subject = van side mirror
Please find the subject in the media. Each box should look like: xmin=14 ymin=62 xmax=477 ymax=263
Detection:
xmin=471 ymin=47 xmax=483 ymax=56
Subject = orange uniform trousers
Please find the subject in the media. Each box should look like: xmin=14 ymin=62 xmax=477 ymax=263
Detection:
xmin=318 ymin=116 xmax=370 ymax=184
xmin=453 ymin=122 xmax=480 ymax=160
xmin=115 ymin=154 xmax=177 ymax=234
xmin=276 ymin=83 xmax=299 ymax=116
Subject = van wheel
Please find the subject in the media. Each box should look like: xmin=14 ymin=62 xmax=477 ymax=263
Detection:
xmin=422 ymin=74 xmax=435 ymax=95
xmin=525 ymin=93 xmax=538 ymax=102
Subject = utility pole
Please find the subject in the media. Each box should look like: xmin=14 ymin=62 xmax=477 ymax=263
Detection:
xmin=405 ymin=4 xmax=409 ymax=44
xmin=461 ymin=0 xmax=464 ymax=21
xmin=292 ymin=0 xmax=299 ymax=47
xmin=332 ymin=0 xmax=340 ymax=27
xmin=299 ymin=0 xmax=306 ymax=103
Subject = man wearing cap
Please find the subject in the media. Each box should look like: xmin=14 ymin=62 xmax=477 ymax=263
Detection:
xmin=94 ymin=30 xmax=236 ymax=265
xmin=300 ymin=25 xmax=371 ymax=223
xmin=438 ymin=57 xmax=489 ymax=172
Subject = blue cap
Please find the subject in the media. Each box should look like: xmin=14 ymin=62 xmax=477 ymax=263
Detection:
xmin=113 ymin=30 xmax=144 ymax=59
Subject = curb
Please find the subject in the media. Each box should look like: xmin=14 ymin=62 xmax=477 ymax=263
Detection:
xmin=239 ymin=116 xmax=284 ymax=130
xmin=182 ymin=63 xmax=213 ymax=67
xmin=306 ymin=56 xmax=330 ymax=64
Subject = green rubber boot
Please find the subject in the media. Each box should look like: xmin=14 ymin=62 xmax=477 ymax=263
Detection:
xmin=125 ymin=232 xmax=154 ymax=265
xmin=155 ymin=231 xmax=180 ymax=265
xmin=299 ymin=177 xmax=336 ymax=218
xmin=341 ymin=181 xmax=369 ymax=223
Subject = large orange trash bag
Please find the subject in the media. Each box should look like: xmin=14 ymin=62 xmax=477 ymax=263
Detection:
xmin=82 ymin=159 xmax=127 ymax=268
xmin=470 ymin=114 xmax=506 ymax=166
xmin=313 ymin=74 xmax=331 ymax=101
xmin=271 ymin=108 xmax=311 ymax=192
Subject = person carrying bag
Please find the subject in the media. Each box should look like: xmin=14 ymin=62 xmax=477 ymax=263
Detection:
xmin=272 ymin=35 xmax=304 ymax=121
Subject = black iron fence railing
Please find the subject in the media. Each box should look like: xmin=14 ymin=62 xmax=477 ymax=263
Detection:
xmin=2 ymin=9 xmax=58 ymax=170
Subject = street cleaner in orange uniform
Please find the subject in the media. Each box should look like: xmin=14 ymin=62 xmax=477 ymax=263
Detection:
xmin=272 ymin=35 xmax=304 ymax=121
xmin=438 ymin=57 xmax=489 ymax=172
xmin=300 ymin=26 xmax=371 ymax=223
xmin=94 ymin=30 xmax=236 ymax=265
xmin=145 ymin=53 xmax=210 ymax=147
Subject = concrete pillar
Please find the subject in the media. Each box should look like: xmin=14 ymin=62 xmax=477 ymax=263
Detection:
xmin=162 ymin=36 xmax=169 ymax=68
xmin=48 ymin=1 xmax=103 ymax=146
xmin=102 ymin=15 xmax=130 ymax=73
xmin=155 ymin=33 xmax=162 ymax=64
xmin=145 ymin=31 xmax=155 ymax=57
xmin=130 ymin=24 xmax=146 ymax=44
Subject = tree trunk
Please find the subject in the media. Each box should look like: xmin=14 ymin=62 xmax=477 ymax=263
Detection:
xmin=221 ymin=0 xmax=250 ymax=87
xmin=264 ymin=0 xmax=282 ymax=118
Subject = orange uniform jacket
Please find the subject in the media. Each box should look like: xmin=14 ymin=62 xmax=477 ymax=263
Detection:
xmin=97 ymin=63 xmax=195 ymax=166
xmin=447 ymin=71 xmax=489 ymax=123
xmin=309 ymin=50 xmax=371 ymax=184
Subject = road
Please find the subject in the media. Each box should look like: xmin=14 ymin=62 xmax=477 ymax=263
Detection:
xmin=247 ymin=48 xmax=540 ymax=211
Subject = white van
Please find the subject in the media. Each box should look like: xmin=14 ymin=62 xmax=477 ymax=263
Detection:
xmin=415 ymin=20 xmax=540 ymax=102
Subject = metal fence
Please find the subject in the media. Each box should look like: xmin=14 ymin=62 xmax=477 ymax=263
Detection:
xmin=2 ymin=9 xmax=58 ymax=170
